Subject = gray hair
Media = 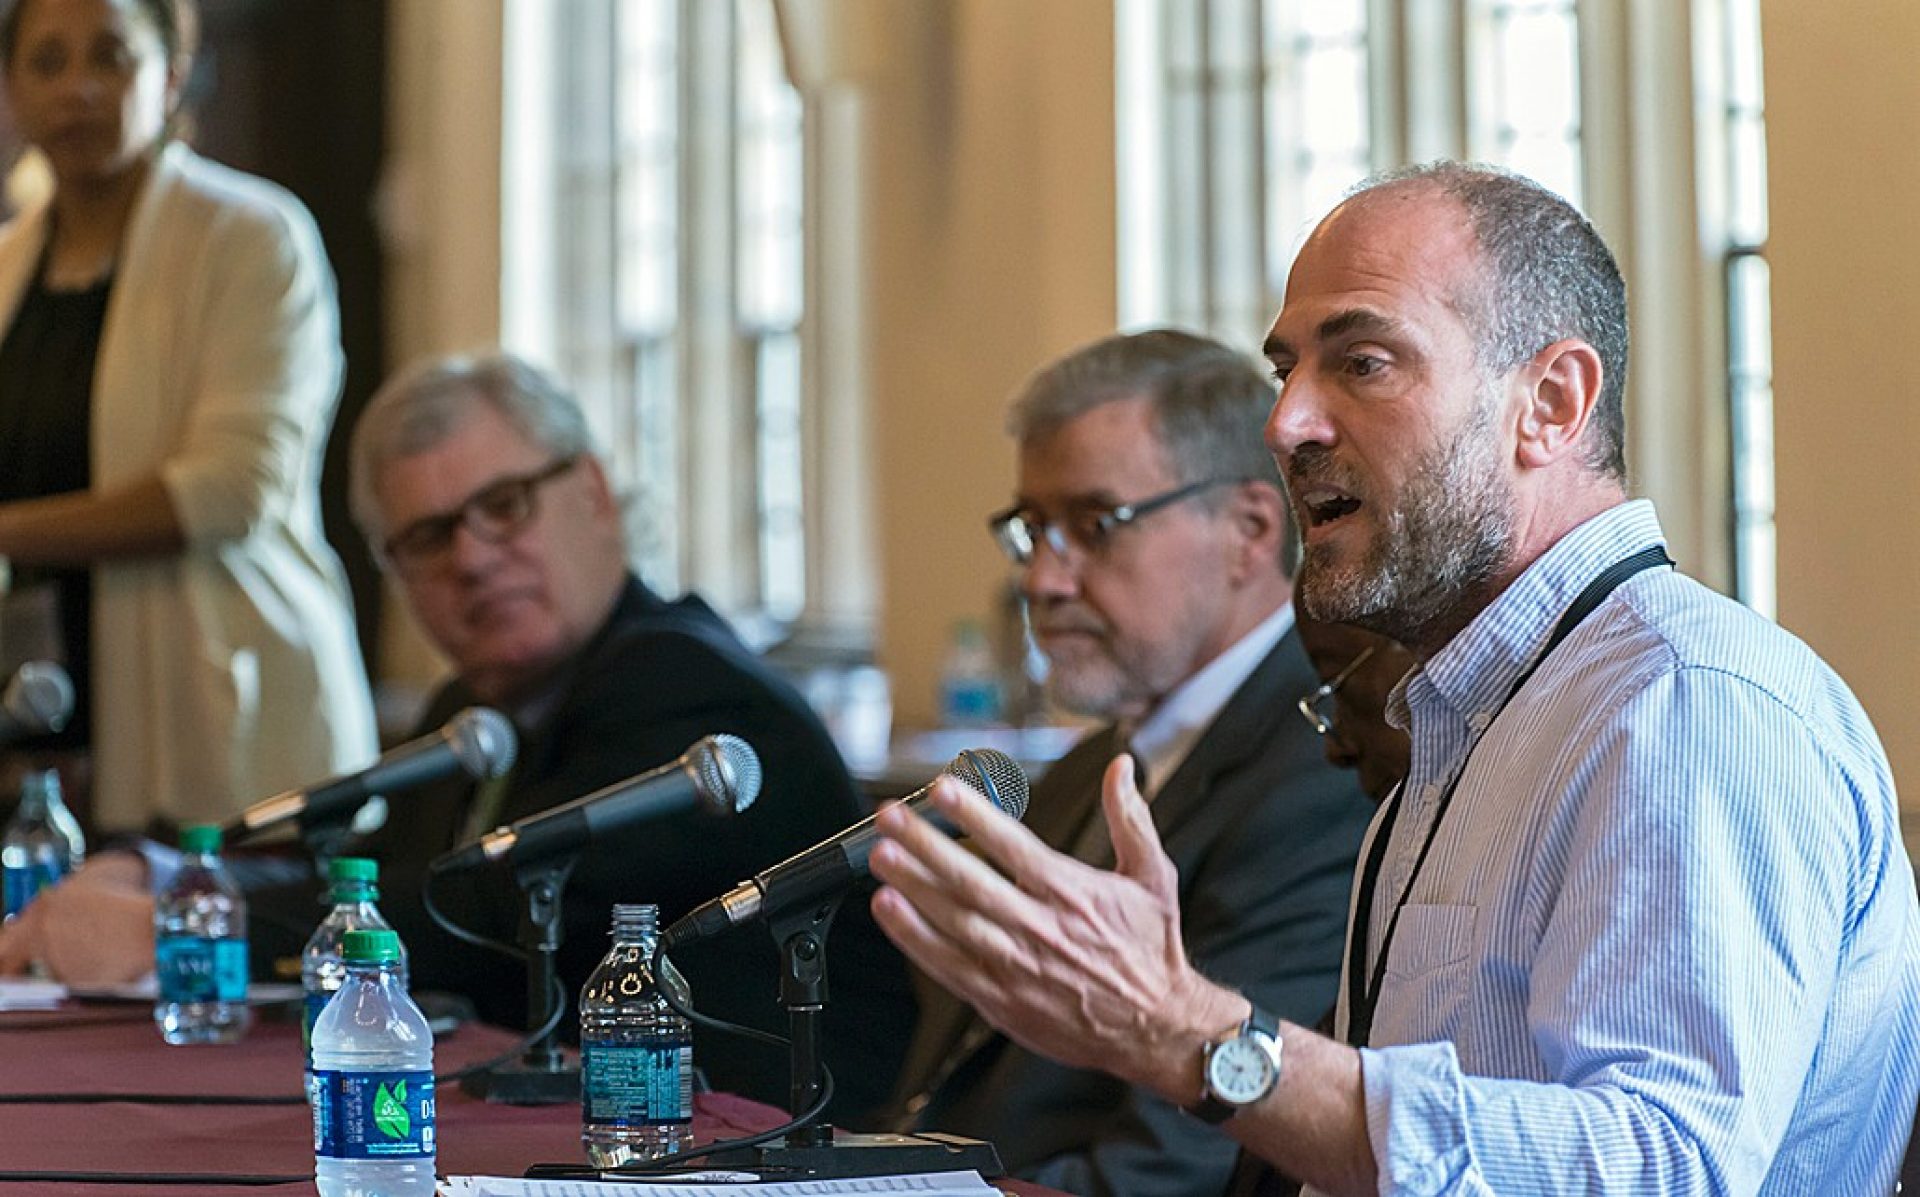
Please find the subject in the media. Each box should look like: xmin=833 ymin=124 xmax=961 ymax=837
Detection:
xmin=1353 ymin=162 xmax=1630 ymax=479
xmin=348 ymin=351 xmax=603 ymax=540
xmin=1007 ymin=328 xmax=1284 ymax=496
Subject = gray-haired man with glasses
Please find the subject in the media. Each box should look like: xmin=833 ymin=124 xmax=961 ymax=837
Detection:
xmin=332 ymin=352 xmax=916 ymax=1124
xmin=887 ymin=328 xmax=1372 ymax=1197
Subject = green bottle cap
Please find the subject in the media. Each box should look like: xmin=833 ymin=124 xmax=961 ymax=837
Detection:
xmin=179 ymin=825 xmax=222 ymax=855
xmin=327 ymin=857 xmax=379 ymax=884
xmin=342 ymin=929 xmax=401 ymax=964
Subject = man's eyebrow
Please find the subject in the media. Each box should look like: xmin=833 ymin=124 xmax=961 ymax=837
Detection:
xmin=1263 ymin=308 xmax=1408 ymax=359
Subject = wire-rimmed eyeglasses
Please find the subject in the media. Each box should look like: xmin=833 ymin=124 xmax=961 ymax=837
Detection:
xmin=986 ymin=478 xmax=1242 ymax=567
xmin=381 ymin=456 xmax=580 ymax=571
xmin=1296 ymin=645 xmax=1378 ymax=736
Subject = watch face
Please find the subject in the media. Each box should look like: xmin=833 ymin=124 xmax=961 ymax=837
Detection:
xmin=1206 ymin=1036 xmax=1279 ymax=1105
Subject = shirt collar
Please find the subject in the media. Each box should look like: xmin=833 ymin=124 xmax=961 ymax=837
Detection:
xmin=1394 ymin=499 xmax=1667 ymax=729
xmin=1128 ymin=600 xmax=1297 ymax=796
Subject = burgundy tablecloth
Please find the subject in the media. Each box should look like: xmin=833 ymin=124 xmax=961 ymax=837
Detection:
xmin=0 ymin=1005 xmax=1054 ymax=1196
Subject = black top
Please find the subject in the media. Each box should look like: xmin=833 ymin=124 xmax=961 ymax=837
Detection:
xmin=0 ymin=271 xmax=110 ymax=749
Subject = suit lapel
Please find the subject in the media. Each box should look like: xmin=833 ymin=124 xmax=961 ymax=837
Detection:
xmin=889 ymin=722 xmax=1123 ymax=1123
xmin=1082 ymin=629 xmax=1314 ymax=870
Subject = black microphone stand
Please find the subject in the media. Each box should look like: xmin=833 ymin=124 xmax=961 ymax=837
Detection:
xmin=458 ymin=856 xmax=581 ymax=1104
xmin=704 ymin=895 xmax=1003 ymax=1178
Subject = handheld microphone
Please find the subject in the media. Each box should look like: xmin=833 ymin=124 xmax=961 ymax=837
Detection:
xmin=0 ymin=661 xmax=74 ymax=745
xmin=226 ymin=706 xmax=518 ymax=839
xmin=663 ymin=748 xmax=1029 ymax=949
xmin=431 ymin=733 xmax=761 ymax=874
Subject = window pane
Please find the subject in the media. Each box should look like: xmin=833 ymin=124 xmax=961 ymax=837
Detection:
xmin=1497 ymin=12 xmax=1578 ymax=135
xmin=1297 ymin=0 xmax=1364 ymax=39
xmin=629 ymin=335 xmax=681 ymax=594
xmin=735 ymin=0 xmax=803 ymax=327
xmin=754 ymin=331 xmax=806 ymax=622
xmin=1263 ymin=0 xmax=1370 ymax=299
xmin=1722 ymin=0 xmax=1773 ymax=615
xmin=1729 ymin=116 xmax=1769 ymax=245
xmin=615 ymin=0 xmax=679 ymax=334
xmin=1473 ymin=0 xmax=1583 ymax=208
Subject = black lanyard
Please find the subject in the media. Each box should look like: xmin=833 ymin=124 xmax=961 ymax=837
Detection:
xmin=1344 ymin=544 xmax=1673 ymax=1049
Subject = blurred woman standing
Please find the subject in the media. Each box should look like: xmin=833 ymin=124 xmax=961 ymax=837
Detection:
xmin=0 ymin=0 xmax=375 ymax=830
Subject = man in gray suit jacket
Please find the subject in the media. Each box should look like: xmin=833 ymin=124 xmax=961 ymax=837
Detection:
xmin=886 ymin=330 xmax=1372 ymax=1197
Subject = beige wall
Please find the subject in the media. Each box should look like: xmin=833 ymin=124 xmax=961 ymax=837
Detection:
xmin=1763 ymin=0 xmax=1920 ymax=805
xmin=864 ymin=1 xmax=1118 ymax=730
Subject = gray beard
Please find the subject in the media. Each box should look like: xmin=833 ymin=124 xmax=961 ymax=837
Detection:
xmin=1296 ymin=398 xmax=1515 ymax=650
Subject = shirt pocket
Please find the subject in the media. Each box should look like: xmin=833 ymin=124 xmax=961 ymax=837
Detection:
xmin=1381 ymin=902 xmax=1478 ymax=983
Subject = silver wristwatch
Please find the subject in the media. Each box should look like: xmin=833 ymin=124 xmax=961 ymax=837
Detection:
xmin=1192 ymin=1003 xmax=1282 ymax=1124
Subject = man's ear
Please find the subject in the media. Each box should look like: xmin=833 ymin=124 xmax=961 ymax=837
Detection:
xmin=1224 ymin=481 xmax=1288 ymax=584
xmin=1513 ymin=339 xmax=1604 ymax=469
xmin=577 ymin=455 xmax=621 ymax=515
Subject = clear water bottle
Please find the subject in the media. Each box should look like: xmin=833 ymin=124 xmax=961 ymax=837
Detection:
xmin=153 ymin=824 xmax=250 ymax=1045
xmin=938 ymin=617 xmax=1003 ymax=727
xmin=580 ymin=903 xmax=693 ymax=1165
xmin=312 ymin=928 xmax=436 ymax=1197
xmin=302 ymin=857 xmax=408 ymax=1059
xmin=1 ymin=769 xmax=84 ymax=919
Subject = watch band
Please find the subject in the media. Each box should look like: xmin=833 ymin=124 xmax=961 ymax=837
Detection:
xmin=1191 ymin=1003 xmax=1281 ymax=1124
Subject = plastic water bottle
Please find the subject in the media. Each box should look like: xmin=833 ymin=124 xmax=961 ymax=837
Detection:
xmin=1 ymin=769 xmax=84 ymax=919
xmin=312 ymin=928 xmax=436 ymax=1196
xmin=580 ymin=903 xmax=693 ymax=1165
xmin=938 ymin=617 xmax=1003 ymax=727
xmin=302 ymin=857 xmax=407 ymax=1055
xmin=153 ymin=824 xmax=250 ymax=1045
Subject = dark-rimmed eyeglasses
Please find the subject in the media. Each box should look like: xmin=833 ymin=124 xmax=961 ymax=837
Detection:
xmin=1296 ymin=645 xmax=1377 ymax=736
xmin=381 ymin=456 xmax=580 ymax=571
xmin=986 ymin=478 xmax=1242 ymax=568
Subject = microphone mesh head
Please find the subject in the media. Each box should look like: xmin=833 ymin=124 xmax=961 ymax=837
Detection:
xmin=4 ymin=661 xmax=73 ymax=734
xmin=449 ymin=707 xmax=519 ymax=780
xmin=690 ymin=734 xmax=761 ymax=815
xmin=945 ymin=748 xmax=1030 ymax=821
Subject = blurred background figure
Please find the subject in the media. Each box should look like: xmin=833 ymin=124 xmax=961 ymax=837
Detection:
xmin=0 ymin=0 xmax=374 ymax=832
xmin=1293 ymin=614 xmax=1415 ymax=803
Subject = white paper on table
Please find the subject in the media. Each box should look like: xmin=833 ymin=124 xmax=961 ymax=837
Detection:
xmin=437 ymin=1169 xmax=1000 ymax=1197
xmin=0 ymin=977 xmax=65 ymax=1010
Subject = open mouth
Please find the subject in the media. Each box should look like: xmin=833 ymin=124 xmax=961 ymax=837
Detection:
xmin=1300 ymin=488 xmax=1362 ymax=528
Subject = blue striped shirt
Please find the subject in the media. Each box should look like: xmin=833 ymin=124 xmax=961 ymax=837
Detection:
xmin=1326 ymin=500 xmax=1920 ymax=1196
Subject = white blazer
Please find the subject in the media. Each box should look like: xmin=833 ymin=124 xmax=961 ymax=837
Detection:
xmin=0 ymin=144 xmax=377 ymax=829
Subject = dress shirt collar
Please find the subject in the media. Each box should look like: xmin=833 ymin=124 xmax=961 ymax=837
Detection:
xmin=1390 ymin=499 xmax=1667 ymax=734
xmin=1126 ymin=600 xmax=1296 ymax=797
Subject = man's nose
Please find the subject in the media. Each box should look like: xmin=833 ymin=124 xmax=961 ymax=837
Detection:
xmin=444 ymin=517 xmax=507 ymax=577
xmin=1265 ymin=370 xmax=1338 ymax=463
xmin=1018 ymin=534 xmax=1079 ymax=604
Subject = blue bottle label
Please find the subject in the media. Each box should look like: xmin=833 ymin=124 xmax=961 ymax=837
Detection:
xmin=2 ymin=860 xmax=60 ymax=917
xmin=312 ymin=1069 xmax=436 ymax=1159
xmin=155 ymin=936 xmax=248 ymax=1002
xmin=581 ymin=1036 xmax=693 ymax=1127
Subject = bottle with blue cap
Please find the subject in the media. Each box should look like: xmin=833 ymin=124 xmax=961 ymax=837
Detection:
xmin=311 ymin=927 xmax=436 ymax=1196
xmin=153 ymin=824 xmax=250 ymax=1044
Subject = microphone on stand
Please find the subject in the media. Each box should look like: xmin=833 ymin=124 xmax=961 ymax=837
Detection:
xmin=430 ymin=733 xmax=761 ymax=874
xmin=664 ymin=747 xmax=1029 ymax=950
xmin=224 ymin=706 xmax=518 ymax=840
xmin=0 ymin=661 xmax=74 ymax=745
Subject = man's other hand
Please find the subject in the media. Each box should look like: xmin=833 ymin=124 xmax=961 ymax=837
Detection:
xmin=0 ymin=853 xmax=156 ymax=984
xmin=869 ymin=754 xmax=1246 ymax=1102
